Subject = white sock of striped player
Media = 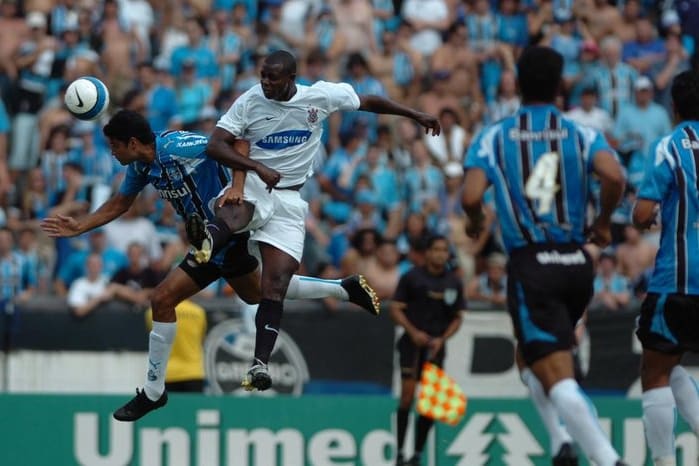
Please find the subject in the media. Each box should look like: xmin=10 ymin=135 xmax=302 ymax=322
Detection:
xmin=548 ymin=378 xmax=620 ymax=466
xmin=670 ymin=365 xmax=699 ymax=433
xmin=143 ymin=321 xmax=176 ymax=401
xmin=286 ymin=275 xmax=348 ymax=300
xmin=521 ymin=368 xmax=572 ymax=455
xmin=642 ymin=387 xmax=676 ymax=465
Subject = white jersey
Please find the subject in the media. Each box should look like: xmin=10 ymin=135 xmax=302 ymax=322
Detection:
xmin=217 ymin=81 xmax=361 ymax=187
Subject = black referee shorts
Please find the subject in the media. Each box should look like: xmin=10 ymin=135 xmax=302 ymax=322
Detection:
xmin=637 ymin=292 xmax=699 ymax=354
xmin=507 ymin=243 xmax=594 ymax=366
xmin=397 ymin=333 xmax=445 ymax=380
xmin=178 ymin=232 xmax=259 ymax=290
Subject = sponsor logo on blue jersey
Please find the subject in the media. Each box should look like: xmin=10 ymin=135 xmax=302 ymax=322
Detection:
xmin=159 ymin=185 xmax=191 ymax=199
xmin=256 ymin=130 xmax=312 ymax=150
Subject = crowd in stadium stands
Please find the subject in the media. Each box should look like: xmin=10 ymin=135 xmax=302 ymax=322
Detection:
xmin=0 ymin=0 xmax=694 ymax=313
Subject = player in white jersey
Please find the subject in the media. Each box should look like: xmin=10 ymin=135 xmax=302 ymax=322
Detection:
xmin=187 ymin=50 xmax=440 ymax=390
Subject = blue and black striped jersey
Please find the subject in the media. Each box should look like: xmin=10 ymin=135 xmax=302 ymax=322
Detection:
xmin=638 ymin=122 xmax=699 ymax=294
xmin=465 ymin=104 xmax=614 ymax=252
xmin=119 ymin=130 xmax=230 ymax=223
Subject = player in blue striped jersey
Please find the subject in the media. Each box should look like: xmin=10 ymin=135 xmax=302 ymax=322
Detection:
xmin=462 ymin=47 xmax=627 ymax=466
xmin=40 ymin=110 xmax=379 ymax=422
xmin=633 ymin=70 xmax=699 ymax=466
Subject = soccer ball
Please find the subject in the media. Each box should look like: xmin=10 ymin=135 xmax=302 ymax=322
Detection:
xmin=64 ymin=76 xmax=110 ymax=121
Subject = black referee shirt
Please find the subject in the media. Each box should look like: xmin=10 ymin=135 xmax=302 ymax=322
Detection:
xmin=393 ymin=266 xmax=465 ymax=336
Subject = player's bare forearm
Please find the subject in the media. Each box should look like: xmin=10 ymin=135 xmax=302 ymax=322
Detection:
xmin=77 ymin=193 xmax=134 ymax=233
xmin=207 ymin=128 xmax=261 ymax=172
xmin=633 ymin=199 xmax=658 ymax=230
xmin=358 ymin=95 xmax=440 ymax=135
xmin=462 ymin=167 xmax=489 ymax=236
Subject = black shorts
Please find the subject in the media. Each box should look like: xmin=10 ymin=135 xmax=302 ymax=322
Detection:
xmin=178 ymin=232 xmax=259 ymax=290
xmin=637 ymin=292 xmax=699 ymax=354
xmin=507 ymin=243 xmax=594 ymax=365
xmin=397 ymin=333 xmax=445 ymax=380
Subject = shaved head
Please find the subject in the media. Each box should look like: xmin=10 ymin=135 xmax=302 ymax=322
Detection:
xmin=264 ymin=50 xmax=297 ymax=76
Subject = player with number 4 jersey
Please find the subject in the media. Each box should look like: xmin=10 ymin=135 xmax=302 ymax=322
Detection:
xmin=463 ymin=47 xmax=627 ymax=466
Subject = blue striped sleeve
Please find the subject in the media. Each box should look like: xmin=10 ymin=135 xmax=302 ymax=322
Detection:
xmin=464 ymin=126 xmax=497 ymax=182
xmin=118 ymin=164 xmax=149 ymax=196
xmin=638 ymin=138 xmax=674 ymax=202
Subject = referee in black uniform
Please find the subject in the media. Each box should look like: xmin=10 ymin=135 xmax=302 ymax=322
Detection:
xmin=390 ymin=235 xmax=465 ymax=466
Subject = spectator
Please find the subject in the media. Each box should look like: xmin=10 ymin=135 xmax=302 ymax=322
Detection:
xmin=369 ymin=27 xmax=420 ymax=101
xmin=137 ymin=61 xmax=178 ymax=132
xmin=364 ymin=238 xmax=400 ymax=299
xmin=590 ymin=36 xmax=638 ymax=119
xmin=564 ymin=86 xmax=613 ymax=135
xmin=401 ymin=0 xmax=449 ymax=57
xmin=353 ymin=143 xmax=401 ymax=221
xmin=110 ymin=242 xmax=161 ymax=307
xmin=616 ymin=0 xmax=641 ymax=43
xmin=117 ymin=0 xmax=154 ymax=59
xmin=340 ymin=52 xmax=386 ymax=142
xmin=318 ymin=129 xmax=363 ymax=207
xmin=404 ymin=139 xmax=445 ymax=213
xmin=0 ymin=98 xmax=11 ymax=196
xmin=613 ymin=76 xmax=671 ymax=186
xmin=466 ymin=252 xmax=507 ymax=309
xmin=341 ymin=227 xmax=381 ymax=276
xmin=431 ymin=22 xmax=481 ymax=108
xmin=55 ymin=228 xmax=127 ymax=295
xmin=498 ymin=0 xmax=529 ymax=52
xmin=424 ymin=107 xmax=469 ymax=166
xmin=170 ymin=17 xmax=219 ymax=84
xmin=67 ymin=252 xmax=113 ymax=317
xmin=69 ymin=120 xmax=117 ymax=185
xmin=653 ymin=31 xmax=691 ymax=112
xmin=0 ymin=227 xmax=36 ymax=309
xmin=103 ymin=197 xmax=163 ymax=264
xmin=331 ymin=0 xmax=376 ymax=54
xmin=174 ymin=59 xmax=213 ymax=130
xmin=40 ymin=124 xmax=72 ymax=198
xmin=622 ymin=17 xmax=665 ymax=75
xmin=17 ymin=226 xmax=51 ymax=294
xmin=487 ymin=69 xmax=520 ymax=123
xmin=591 ymin=252 xmax=630 ymax=312
xmin=347 ymin=188 xmax=386 ymax=234
xmin=615 ymin=224 xmax=657 ymax=287
xmin=20 ymin=168 xmax=50 ymax=225
xmin=10 ymin=12 xmax=55 ymax=173
xmin=576 ymin=0 xmax=621 ymax=41
xmin=207 ymin=10 xmax=243 ymax=92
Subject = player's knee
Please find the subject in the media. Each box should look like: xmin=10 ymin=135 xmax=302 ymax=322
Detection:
xmin=237 ymin=288 xmax=261 ymax=305
xmin=151 ymin=285 xmax=178 ymax=319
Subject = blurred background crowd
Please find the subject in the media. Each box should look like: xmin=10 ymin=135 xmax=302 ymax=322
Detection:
xmin=0 ymin=0 xmax=691 ymax=314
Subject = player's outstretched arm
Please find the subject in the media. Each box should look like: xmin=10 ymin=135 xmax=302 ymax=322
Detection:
xmin=358 ymin=95 xmax=441 ymax=136
xmin=632 ymin=200 xmax=658 ymax=230
xmin=208 ymin=128 xmax=281 ymax=189
xmin=40 ymin=192 xmax=136 ymax=238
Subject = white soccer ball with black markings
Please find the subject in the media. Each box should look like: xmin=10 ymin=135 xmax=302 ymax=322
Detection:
xmin=64 ymin=76 xmax=110 ymax=121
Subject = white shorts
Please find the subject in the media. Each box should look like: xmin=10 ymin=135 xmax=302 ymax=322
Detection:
xmin=213 ymin=173 xmax=308 ymax=263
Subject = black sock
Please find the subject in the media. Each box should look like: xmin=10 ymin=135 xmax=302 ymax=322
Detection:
xmin=205 ymin=218 xmax=234 ymax=255
xmin=414 ymin=415 xmax=434 ymax=456
xmin=254 ymin=299 xmax=283 ymax=364
xmin=396 ymin=407 xmax=410 ymax=454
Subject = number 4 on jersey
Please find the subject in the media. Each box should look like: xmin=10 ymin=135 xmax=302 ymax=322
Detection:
xmin=525 ymin=151 xmax=560 ymax=216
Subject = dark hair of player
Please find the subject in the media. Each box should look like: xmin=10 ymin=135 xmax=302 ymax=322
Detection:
xmin=516 ymin=46 xmax=564 ymax=104
xmin=265 ymin=50 xmax=297 ymax=76
xmin=103 ymin=110 xmax=155 ymax=145
xmin=672 ymin=70 xmax=699 ymax=121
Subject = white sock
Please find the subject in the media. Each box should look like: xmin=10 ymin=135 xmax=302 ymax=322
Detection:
xmin=642 ymin=387 xmax=676 ymax=464
xmin=670 ymin=365 xmax=699 ymax=433
xmin=286 ymin=275 xmax=348 ymax=300
xmin=521 ymin=369 xmax=573 ymax=455
xmin=549 ymin=378 xmax=620 ymax=466
xmin=143 ymin=321 xmax=176 ymax=401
